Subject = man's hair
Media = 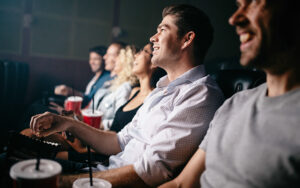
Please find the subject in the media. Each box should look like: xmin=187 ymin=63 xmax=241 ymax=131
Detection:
xmin=162 ymin=4 xmax=214 ymax=64
xmin=111 ymin=41 xmax=127 ymax=51
xmin=89 ymin=46 xmax=107 ymax=56
xmin=150 ymin=68 xmax=167 ymax=88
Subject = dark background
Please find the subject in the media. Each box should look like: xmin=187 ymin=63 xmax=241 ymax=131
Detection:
xmin=0 ymin=0 xmax=240 ymax=148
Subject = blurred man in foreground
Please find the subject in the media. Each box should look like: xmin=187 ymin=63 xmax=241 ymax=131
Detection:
xmin=159 ymin=0 xmax=300 ymax=187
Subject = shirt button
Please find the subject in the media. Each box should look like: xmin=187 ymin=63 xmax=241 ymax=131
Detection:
xmin=163 ymin=89 xmax=168 ymax=95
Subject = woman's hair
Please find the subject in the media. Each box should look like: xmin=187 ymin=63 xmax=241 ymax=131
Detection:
xmin=110 ymin=45 xmax=139 ymax=91
xmin=150 ymin=67 xmax=167 ymax=88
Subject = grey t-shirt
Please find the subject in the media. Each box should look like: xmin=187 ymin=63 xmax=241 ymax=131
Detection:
xmin=200 ymin=84 xmax=300 ymax=188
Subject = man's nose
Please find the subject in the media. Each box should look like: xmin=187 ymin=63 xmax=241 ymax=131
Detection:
xmin=228 ymin=8 xmax=248 ymax=27
xmin=150 ymin=33 xmax=158 ymax=43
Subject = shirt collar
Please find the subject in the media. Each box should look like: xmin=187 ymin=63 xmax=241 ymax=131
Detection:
xmin=157 ymin=64 xmax=206 ymax=89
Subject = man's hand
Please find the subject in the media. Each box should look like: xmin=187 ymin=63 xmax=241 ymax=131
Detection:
xmin=55 ymin=85 xmax=72 ymax=96
xmin=30 ymin=112 xmax=71 ymax=137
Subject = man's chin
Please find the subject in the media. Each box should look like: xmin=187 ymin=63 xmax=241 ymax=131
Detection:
xmin=151 ymin=57 xmax=159 ymax=66
xmin=104 ymin=66 xmax=112 ymax=72
xmin=91 ymin=69 xmax=101 ymax=73
xmin=239 ymin=54 xmax=253 ymax=67
xmin=240 ymin=54 xmax=267 ymax=70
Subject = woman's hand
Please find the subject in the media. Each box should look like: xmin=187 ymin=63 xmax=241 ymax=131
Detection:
xmin=54 ymin=85 xmax=72 ymax=96
xmin=49 ymin=101 xmax=64 ymax=114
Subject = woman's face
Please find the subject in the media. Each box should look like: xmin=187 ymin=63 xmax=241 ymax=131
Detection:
xmin=89 ymin=52 xmax=103 ymax=73
xmin=133 ymin=44 xmax=154 ymax=75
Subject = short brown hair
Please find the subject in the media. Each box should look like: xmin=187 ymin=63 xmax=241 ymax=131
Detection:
xmin=163 ymin=4 xmax=213 ymax=64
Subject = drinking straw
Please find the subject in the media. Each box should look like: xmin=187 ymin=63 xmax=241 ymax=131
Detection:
xmin=35 ymin=137 xmax=44 ymax=171
xmin=87 ymin=146 xmax=93 ymax=186
xmin=92 ymin=95 xmax=95 ymax=114
xmin=72 ymin=87 xmax=75 ymax=99
xmin=88 ymin=95 xmax=95 ymax=186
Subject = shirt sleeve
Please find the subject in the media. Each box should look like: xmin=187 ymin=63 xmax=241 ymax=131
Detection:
xmin=102 ymin=83 xmax=132 ymax=130
xmin=199 ymin=97 xmax=227 ymax=151
xmin=199 ymin=122 xmax=212 ymax=151
xmin=115 ymin=83 xmax=132 ymax=111
xmin=133 ymin=84 xmax=224 ymax=186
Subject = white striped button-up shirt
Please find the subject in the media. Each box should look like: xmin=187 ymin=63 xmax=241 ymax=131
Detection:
xmin=96 ymin=65 xmax=224 ymax=186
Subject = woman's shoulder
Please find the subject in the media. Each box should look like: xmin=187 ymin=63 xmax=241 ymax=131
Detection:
xmin=129 ymin=87 xmax=140 ymax=98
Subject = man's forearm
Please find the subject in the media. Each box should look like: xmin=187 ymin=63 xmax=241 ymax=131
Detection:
xmin=59 ymin=165 xmax=150 ymax=188
xmin=67 ymin=119 xmax=121 ymax=155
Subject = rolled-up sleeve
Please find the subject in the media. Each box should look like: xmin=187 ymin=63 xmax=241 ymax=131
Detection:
xmin=117 ymin=122 xmax=134 ymax=151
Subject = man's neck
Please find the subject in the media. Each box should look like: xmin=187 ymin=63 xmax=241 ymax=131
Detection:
xmin=95 ymin=70 xmax=103 ymax=78
xmin=265 ymin=68 xmax=300 ymax=97
xmin=165 ymin=57 xmax=197 ymax=82
xmin=110 ymin=71 xmax=116 ymax=77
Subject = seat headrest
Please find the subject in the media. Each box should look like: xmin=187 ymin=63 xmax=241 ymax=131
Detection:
xmin=213 ymin=69 xmax=266 ymax=99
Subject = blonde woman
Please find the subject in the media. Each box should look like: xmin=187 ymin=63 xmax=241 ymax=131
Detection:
xmin=96 ymin=45 xmax=138 ymax=130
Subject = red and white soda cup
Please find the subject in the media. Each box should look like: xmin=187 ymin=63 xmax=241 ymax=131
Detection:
xmin=73 ymin=178 xmax=112 ymax=188
xmin=10 ymin=159 xmax=62 ymax=188
xmin=81 ymin=109 xmax=103 ymax=129
xmin=64 ymin=96 xmax=83 ymax=116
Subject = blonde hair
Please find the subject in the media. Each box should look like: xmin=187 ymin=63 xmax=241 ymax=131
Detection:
xmin=110 ymin=45 xmax=139 ymax=91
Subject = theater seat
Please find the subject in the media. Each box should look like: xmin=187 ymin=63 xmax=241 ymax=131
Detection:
xmin=213 ymin=69 xmax=266 ymax=99
xmin=0 ymin=61 xmax=4 ymax=105
xmin=0 ymin=60 xmax=29 ymax=137
xmin=0 ymin=61 xmax=29 ymax=107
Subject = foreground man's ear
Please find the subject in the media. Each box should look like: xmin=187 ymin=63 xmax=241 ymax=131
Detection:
xmin=181 ymin=31 xmax=195 ymax=50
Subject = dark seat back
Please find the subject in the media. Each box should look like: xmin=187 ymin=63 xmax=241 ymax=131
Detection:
xmin=0 ymin=60 xmax=29 ymax=129
xmin=213 ymin=69 xmax=266 ymax=99
xmin=0 ymin=61 xmax=4 ymax=106
xmin=0 ymin=61 xmax=29 ymax=107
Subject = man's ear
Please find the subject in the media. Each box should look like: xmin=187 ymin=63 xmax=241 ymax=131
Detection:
xmin=181 ymin=31 xmax=195 ymax=50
